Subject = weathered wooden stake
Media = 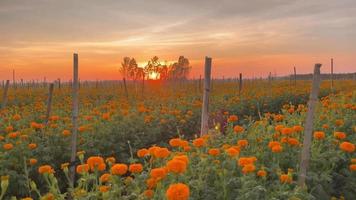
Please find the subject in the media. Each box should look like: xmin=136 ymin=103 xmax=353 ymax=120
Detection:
xmin=331 ymin=58 xmax=334 ymax=89
xmin=298 ymin=63 xmax=322 ymax=187
xmin=200 ymin=57 xmax=212 ymax=136
xmin=294 ymin=66 xmax=297 ymax=87
xmin=1 ymin=80 xmax=10 ymax=109
xmin=12 ymin=69 xmax=16 ymax=89
xmin=238 ymin=73 xmax=242 ymax=96
xmin=45 ymin=83 xmax=54 ymax=124
xmin=70 ymin=53 xmax=79 ymax=186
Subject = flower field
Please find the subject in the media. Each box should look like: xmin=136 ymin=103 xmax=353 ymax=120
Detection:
xmin=0 ymin=80 xmax=355 ymax=200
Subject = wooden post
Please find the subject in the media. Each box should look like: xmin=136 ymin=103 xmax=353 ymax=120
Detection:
xmin=123 ymin=78 xmax=129 ymax=100
xmin=238 ymin=73 xmax=242 ymax=96
xmin=69 ymin=53 xmax=79 ymax=186
xmin=294 ymin=66 xmax=297 ymax=87
xmin=58 ymin=78 xmax=61 ymax=89
xmin=200 ymin=57 xmax=212 ymax=136
xmin=199 ymin=75 xmax=202 ymax=92
xmin=1 ymin=80 xmax=10 ymax=109
xmin=298 ymin=63 xmax=322 ymax=187
xmin=45 ymin=83 xmax=54 ymax=124
xmin=12 ymin=69 xmax=16 ymax=89
xmin=331 ymin=58 xmax=334 ymax=89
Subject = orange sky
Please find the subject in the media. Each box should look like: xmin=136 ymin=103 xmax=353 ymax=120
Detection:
xmin=0 ymin=0 xmax=355 ymax=81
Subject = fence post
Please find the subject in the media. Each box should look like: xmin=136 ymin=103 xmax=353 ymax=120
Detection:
xmin=45 ymin=83 xmax=54 ymax=124
xmin=238 ymin=73 xmax=242 ymax=96
xmin=1 ymin=80 xmax=10 ymax=109
xmin=200 ymin=57 xmax=212 ymax=136
xmin=69 ymin=53 xmax=79 ymax=187
xmin=123 ymin=78 xmax=129 ymax=100
xmin=294 ymin=66 xmax=297 ymax=87
xmin=298 ymin=63 xmax=322 ymax=187
xmin=331 ymin=58 xmax=334 ymax=90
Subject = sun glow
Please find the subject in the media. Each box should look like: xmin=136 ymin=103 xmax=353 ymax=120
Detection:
xmin=148 ymin=72 xmax=160 ymax=80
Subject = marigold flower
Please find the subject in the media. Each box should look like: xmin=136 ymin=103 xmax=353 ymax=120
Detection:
xmin=339 ymin=142 xmax=355 ymax=153
xmin=350 ymin=164 xmax=356 ymax=171
xmin=167 ymin=159 xmax=187 ymax=174
xmin=335 ymin=119 xmax=344 ymax=126
xmin=148 ymin=146 xmax=159 ymax=156
xmin=233 ymin=125 xmax=244 ymax=133
xmin=106 ymin=157 xmax=116 ymax=164
xmin=257 ymin=169 xmax=267 ymax=177
xmin=12 ymin=114 xmax=21 ymax=121
xmin=237 ymin=139 xmax=248 ymax=148
xmin=293 ymin=125 xmax=303 ymax=132
xmin=169 ymin=138 xmax=182 ymax=147
xmin=29 ymin=158 xmax=38 ymax=165
xmin=146 ymin=178 xmax=158 ymax=189
xmin=208 ymin=148 xmax=220 ymax=156
xmin=28 ymin=143 xmax=37 ymax=150
xmin=144 ymin=189 xmax=154 ymax=198
xmin=274 ymin=125 xmax=284 ymax=132
xmin=99 ymin=185 xmax=110 ymax=193
xmin=242 ymin=164 xmax=256 ymax=174
xmin=173 ymin=155 xmax=189 ymax=165
xmin=280 ymin=174 xmax=292 ymax=183
xmin=272 ymin=144 xmax=283 ymax=153
xmin=150 ymin=167 xmax=167 ymax=180
xmin=287 ymin=138 xmax=300 ymax=146
xmin=193 ymin=138 xmax=205 ymax=147
xmin=137 ymin=148 xmax=149 ymax=157
xmin=76 ymin=164 xmax=89 ymax=174
xmin=38 ymin=165 xmax=54 ymax=174
xmin=3 ymin=143 xmax=13 ymax=150
xmin=238 ymin=157 xmax=257 ymax=166
xmin=166 ymin=183 xmax=190 ymax=200
xmin=227 ymin=115 xmax=238 ymax=123
xmin=226 ymin=147 xmax=239 ymax=157
xmin=281 ymin=127 xmax=294 ymax=135
xmin=129 ymin=163 xmax=143 ymax=173
xmin=5 ymin=125 xmax=14 ymax=132
xmin=154 ymin=147 xmax=170 ymax=158
xmin=100 ymin=173 xmax=111 ymax=183
xmin=268 ymin=141 xmax=280 ymax=149
xmin=87 ymin=156 xmax=105 ymax=171
xmin=7 ymin=132 xmax=19 ymax=138
xmin=313 ymin=131 xmax=325 ymax=140
xmin=62 ymin=130 xmax=71 ymax=137
xmin=334 ymin=132 xmax=346 ymax=140
xmin=111 ymin=164 xmax=128 ymax=175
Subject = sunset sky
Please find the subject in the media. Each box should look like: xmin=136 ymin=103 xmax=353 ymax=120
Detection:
xmin=0 ymin=0 xmax=355 ymax=81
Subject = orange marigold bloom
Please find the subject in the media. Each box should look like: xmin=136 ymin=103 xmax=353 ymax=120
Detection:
xmin=111 ymin=164 xmax=128 ymax=175
xmin=38 ymin=165 xmax=54 ymax=174
xmin=166 ymin=183 xmax=190 ymax=200
xmin=129 ymin=163 xmax=143 ymax=173
xmin=146 ymin=178 xmax=158 ymax=189
xmin=8 ymin=132 xmax=19 ymax=138
xmin=227 ymin=115 xmax=238 ymax=123
xmin=287 ymin=138 xmax=300 ymax=146
xmin=334 ymin=132 xmax=346 ymax=140
xmin=339 ymin=142 xmax=355 ymax=153
xmin=76 ymin=164 xmax=89 ymax=174
xmin=150 ymin=167 xmax=167 ymax=180
xmin=166 ymin=159 xmax=187 ymax=174
xmin=99 ymin=185 xmax=110 ymax=193
xmin=226 ymin=147 xmax=239 ymax=157
xmin=87 ymin=156 xmax=105 ymax=171
xmin=12 ymin=114 xmax=21 ymax=121
xmin=106 ymin=157 xmax=116 ymax=164
xmin=257 ymin=169 xmax=267 ymax=177
xmin=322 ymin=124 xmax=329 ymax=129
xmin=280 ymin=174 xmax=292 ymax=183
xmin=28 ymin=143 xmax=37 ymax=150
xmin=313 ymin=131 xmax=325 ymax=140
xmin=272 ymin=144 xmax=283 ymax=153
xmin=193 ymin=138 xmax=205 ymax=148
xmin=5 ymin=125 xmax=14 ymax=133
xmin=233 ymin=125 xmax=244 ymax=133
xmin=183 ymin=146 xmax=191 ymax=152
xmin=173 ymin=155 xmax=189 ymax=165
xmin=208 ymin=148 xmax=220 ymax=156
xmin=148 ymin=146 xmax=159 ymax=156
xmin=154 ymin=147 xmax=170 ymax=158
xmin=137 ymin=148 xmax=149 ymax=157
xmin=144 ymin=189 xmax=154 ymax=198
xmin=3 ymin=143 xmax=14 ymax=150
xmin=62 ymin=130 xmax=71 ymax=137
xmin=238 ymin=157 xmax=257 ymax=166
xmin=293 ymin=125 xmax=303 ymax=132
xmin=169 ymin=138 xmax=182 ymax=147
xmin=268 ymin=141 xmax=280 ymax=149
xmin=242 ymin=164 xmax=256 ymax=174
xmin=281 ymin=127 xmax=294 ymax=135
xmin=237 ymin=139 xmax=248 ymax=148
xmin=350 ymin=164 xmax=356 ymax=171
xmin=351 ymin=158 xmax=356 ymax=163
xmin=274 ymin=125 xmax=284 ymax=132
xmin=335 ymin=119 xmax=344 ymax=126
xmin=29 ymin=158 xmax=38 ymax=165
xmin=100 ymin=173 xmax=111 ymax=183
